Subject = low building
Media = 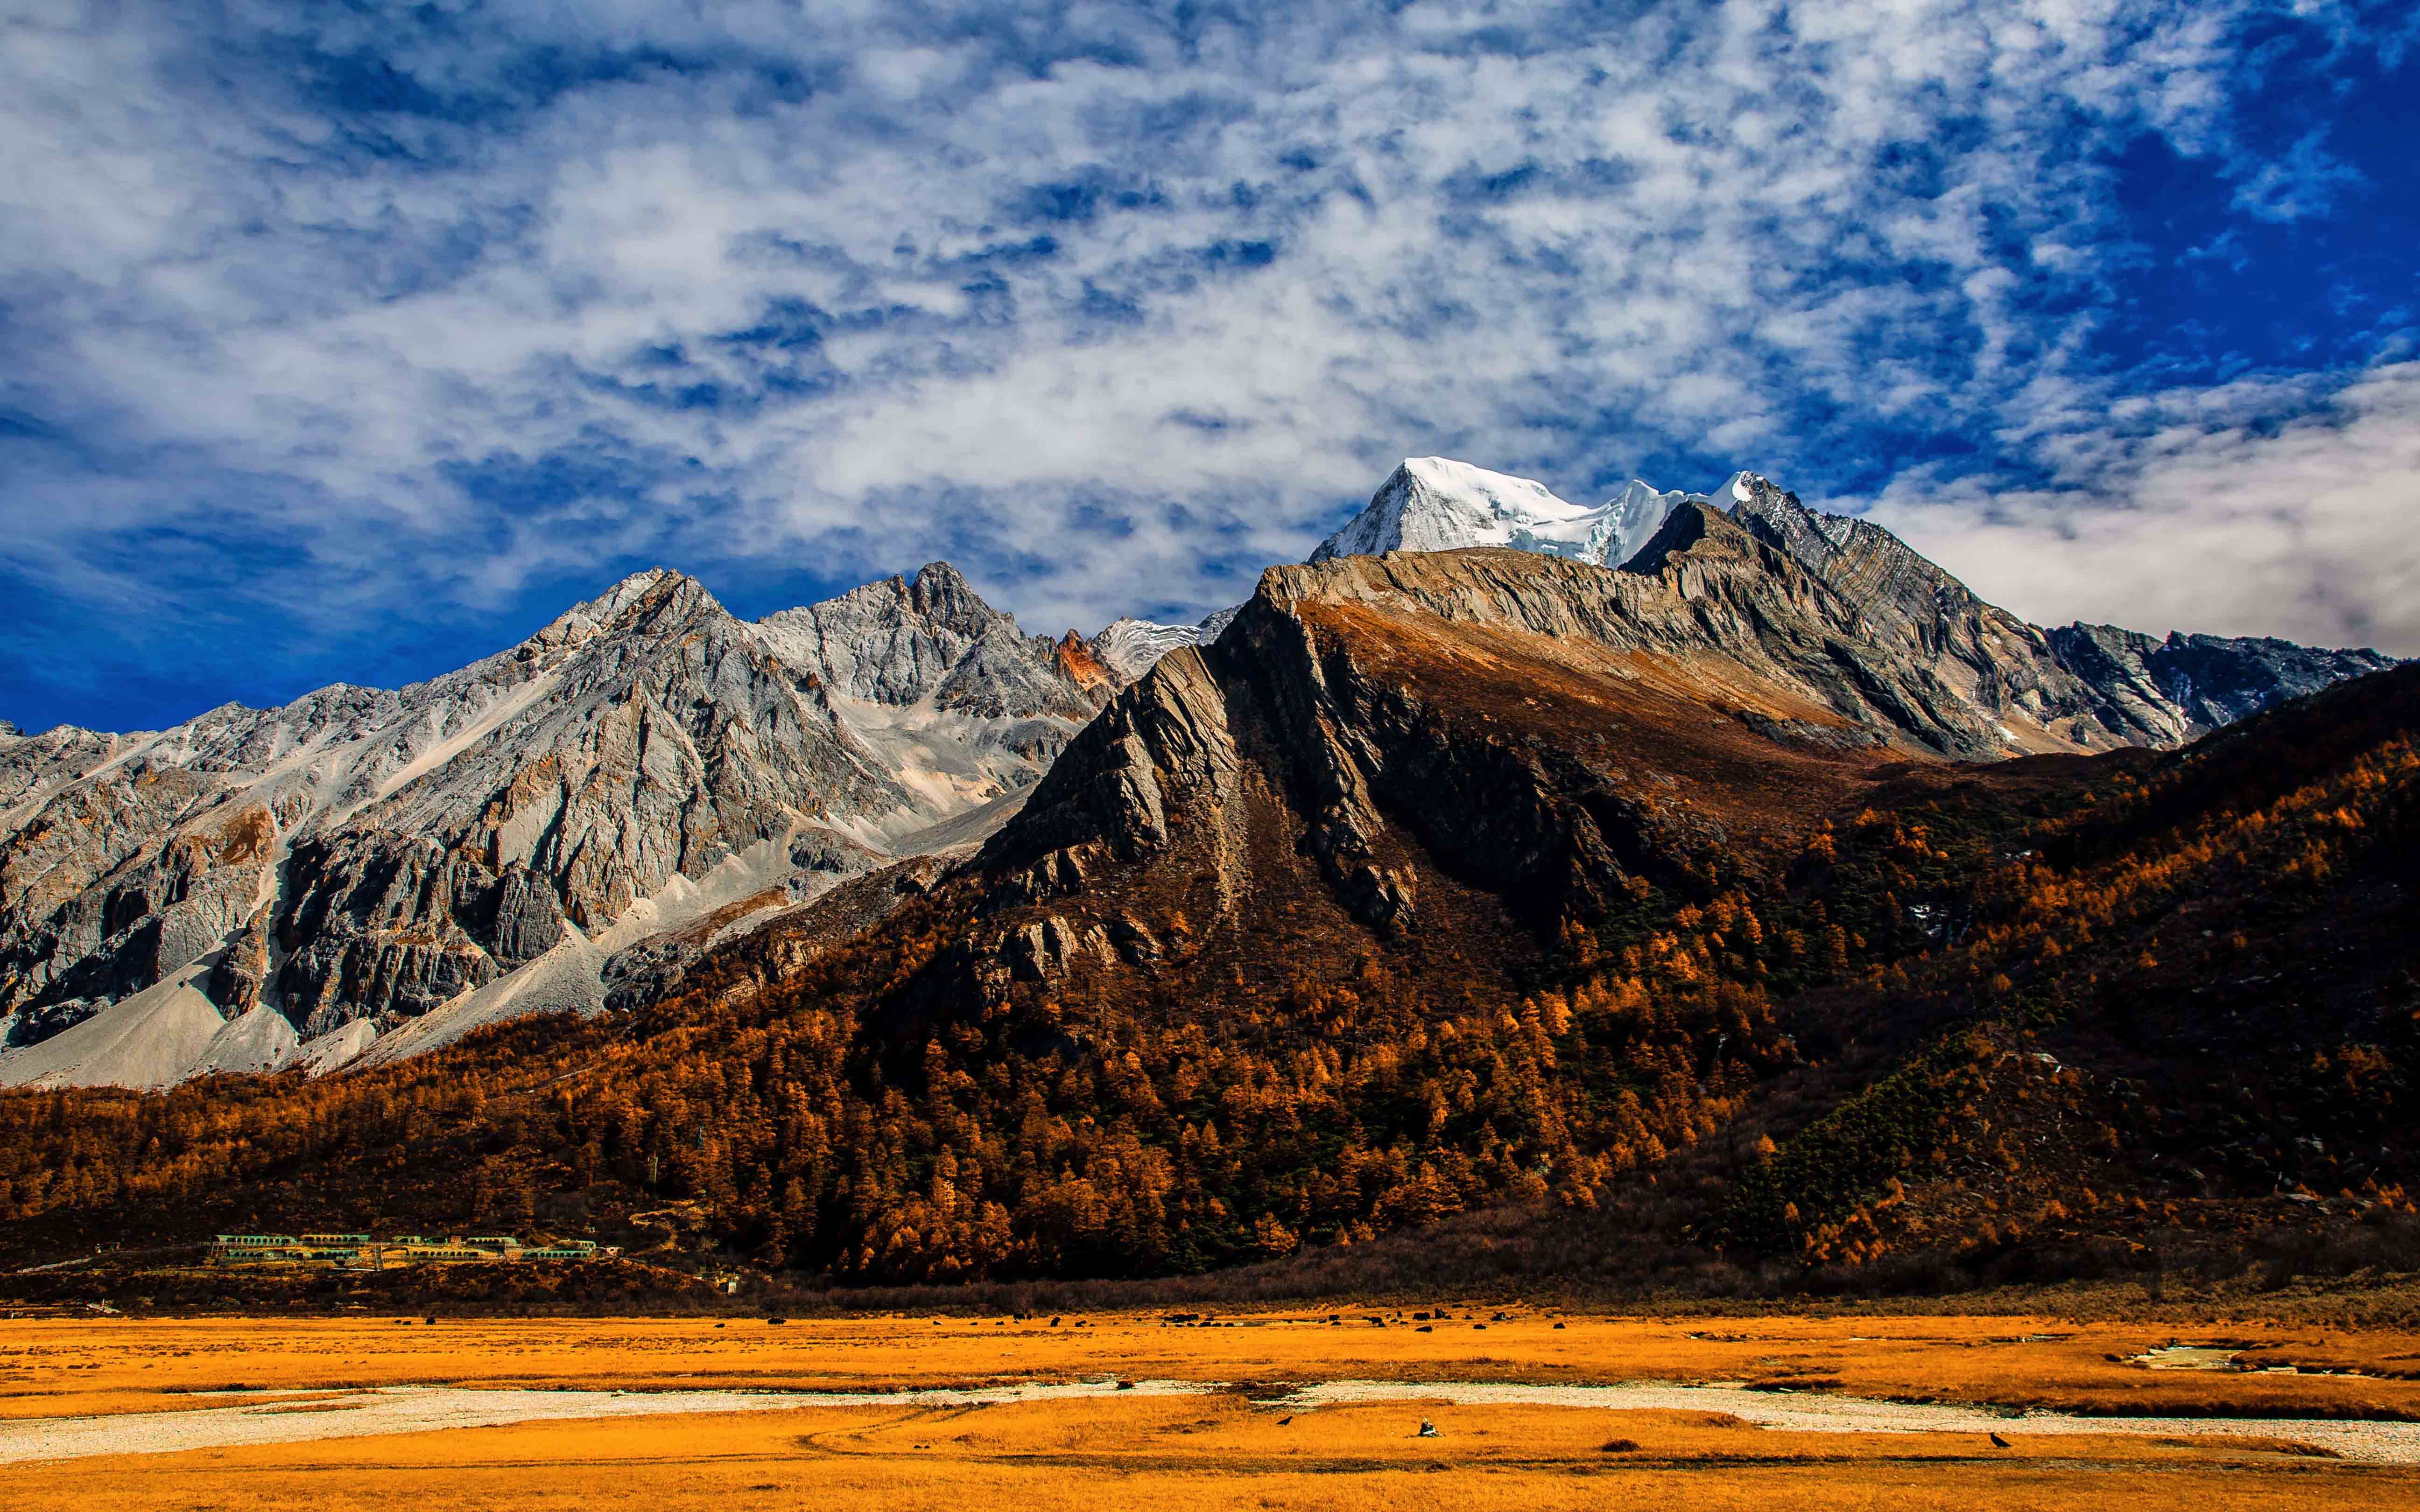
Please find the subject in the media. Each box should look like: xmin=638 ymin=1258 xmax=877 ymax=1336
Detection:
xmin=206 ymin=1230 xmax=609 ymax=1267
xmin=208 ymin=1234 xmax=302 ymax=1263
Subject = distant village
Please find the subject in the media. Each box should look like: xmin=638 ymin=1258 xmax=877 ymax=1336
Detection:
xmin=208 ymin=1233 xmax=616 ymax=1268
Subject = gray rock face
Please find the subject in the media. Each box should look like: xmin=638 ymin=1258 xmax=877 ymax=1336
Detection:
xmin=988 ymin=643 xmax=1242 ymax=869
xmin=204 ymin=903 xmax=274 ymax=1017
xmin=0 ymin=722 xmax=124 ymax=818
xmin=621 ymin=852 xmax=955 ymax=1015
xmin=489 ymin=866 xmax=566 ymax=963
xmin=1003 ymin=914 xmax=1118 ymax=981
xmin=0 ymin=562 xmax=1119 ymax=1077
xmin=754 ymin=562 xmax=1115 ymax=817
xmin=2045 ymin=623 xmax=2396 ymax=737
xmin=269 ymin=833 xmax=514 ymax=1034
xmin=757 ymin=562 xmax=1094 ymax=721
xmin=0 ymin=787 xmax=277 ymax=1016
xmin=1716 ymin=472 xmax=2395 ymax=750
xmin=1 ymin=997 xmax=102 ymax=1049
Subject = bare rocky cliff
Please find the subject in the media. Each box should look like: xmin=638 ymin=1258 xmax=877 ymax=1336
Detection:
xmin=0 ymin=562 xmax=1114 ymax=1084
xmin=1716 ymin=473 xmax=2392 ymax=749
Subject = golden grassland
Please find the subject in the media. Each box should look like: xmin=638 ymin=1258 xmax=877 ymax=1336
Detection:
xmin=3 ymin=1393 xmax=2413 ymax=1512
xmin=7 ymin=1309 xmax=2420 ymax=1508
xmin=5 ymin=1309 xmax=2420 ymax=1420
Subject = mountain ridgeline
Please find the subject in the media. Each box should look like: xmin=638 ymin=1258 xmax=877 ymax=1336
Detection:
xmin=1320 ymin=459 xmax=2392 ymax=756
xmin=0 ymin=455 xmax=2407 ymax=1295
xmin=0 ymin=565 xmax=1208 ymax=1090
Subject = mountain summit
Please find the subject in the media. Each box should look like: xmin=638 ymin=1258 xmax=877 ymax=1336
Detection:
xmin=0 ymin=563 xmax=1122 ymax=1089
xmin=1313 ymin=458 xmax=2393 ymax=756
xmin=1310 ymin=457 xmax=1695 ymax=569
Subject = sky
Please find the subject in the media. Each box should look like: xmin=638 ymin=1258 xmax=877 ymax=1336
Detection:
xmin=3 ymin=0 xmax=2416 ymax=736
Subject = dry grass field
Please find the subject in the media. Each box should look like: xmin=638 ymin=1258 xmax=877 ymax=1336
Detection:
xmin=7 ymin=1397 xmax=2411 ymax=1512
xmin=7 ymin=1309 xmax=2420 ymax=1419
xmin=5 ymin=1309 xmax=2420 ymax=1508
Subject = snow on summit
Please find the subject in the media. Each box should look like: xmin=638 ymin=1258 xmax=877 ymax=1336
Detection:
xmin=1310 ymin=457 xmax=1702 ymax=569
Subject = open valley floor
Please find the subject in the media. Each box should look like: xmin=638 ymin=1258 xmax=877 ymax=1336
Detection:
xmin=6 ymin=1309 xmax=2420 ymax=1509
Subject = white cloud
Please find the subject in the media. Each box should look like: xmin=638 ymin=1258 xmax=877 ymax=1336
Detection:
xmin=0 ymin=0 xmax=2409 ymax=715
xmin=1858 ymin=361 xmax=2420 ymax=655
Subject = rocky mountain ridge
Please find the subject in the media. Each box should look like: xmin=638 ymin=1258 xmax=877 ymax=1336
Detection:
xmin=977 ymin=512 xmax=2040 ymax=962
xmin=0 ymin=562 xmax=1123 ymax=1088
xmin=1317 ymin=460 xmax=2395 ymax=756
xmin=950 ymin=503 xmax=2398 ymax=1057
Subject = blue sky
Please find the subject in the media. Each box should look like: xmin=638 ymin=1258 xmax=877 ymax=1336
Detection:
xmin=3 ymin=0 xmax=2416 ymax=735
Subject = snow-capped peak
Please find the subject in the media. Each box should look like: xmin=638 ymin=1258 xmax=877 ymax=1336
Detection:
xmin=1595 ymin=479 xmax=1709 ymax=567
xmin=1712 ymin=470 xmax=1763 ymax=505
xmin=1399 ymin=456 xmax=1595 ymax=525
xmin=1090 ymin=617 xmax=1204 ymax=681
xmin=1310 ymin=458 xmax=1706 ymax=569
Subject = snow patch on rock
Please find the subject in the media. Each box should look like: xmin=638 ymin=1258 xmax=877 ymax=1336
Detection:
xmin=1087 ymin=606 xmax=1245 ymax=682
